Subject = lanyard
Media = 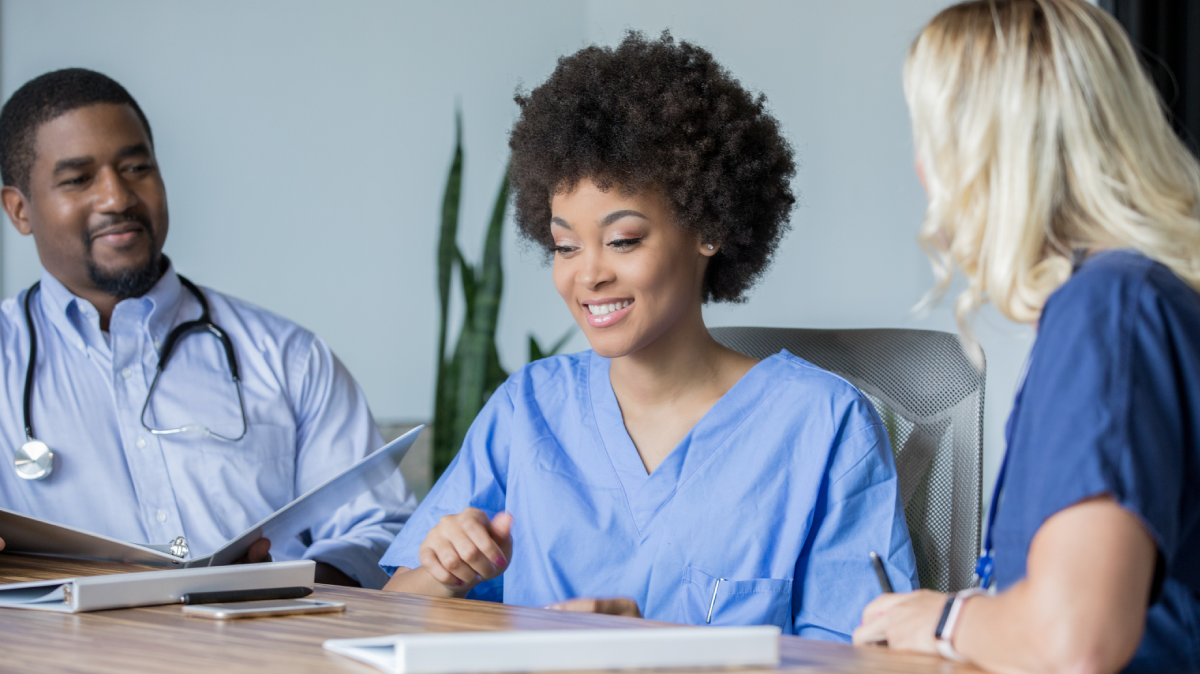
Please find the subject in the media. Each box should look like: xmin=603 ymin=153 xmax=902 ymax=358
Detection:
xmin=975 ymin=354 xmax=1033 ymax=589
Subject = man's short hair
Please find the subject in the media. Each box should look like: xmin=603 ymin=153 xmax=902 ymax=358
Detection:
xmin=0 ymin=68 xmax=153 ymax=194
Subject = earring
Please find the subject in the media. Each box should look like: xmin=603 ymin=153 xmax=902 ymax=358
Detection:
xmin=707 ymin=244 xmax=714 ymax=250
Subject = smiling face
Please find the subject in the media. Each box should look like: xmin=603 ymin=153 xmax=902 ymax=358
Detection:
xmin=1 ymin=102 xmax=168 ymax=299
xmin=551 ymin=179 xmax=718 ymax=359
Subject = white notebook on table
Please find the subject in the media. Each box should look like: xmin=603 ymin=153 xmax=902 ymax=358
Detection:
xmin=323 ymin=626 xmax=781 ymax=674
xmin=0 ymin=559 xmax=314 ymax=613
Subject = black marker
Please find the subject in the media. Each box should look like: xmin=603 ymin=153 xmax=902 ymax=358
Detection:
xmin=869 ymin=551 xmax=893 ymax=593
xmin=180 ymin=586 xmax=313 ymax=605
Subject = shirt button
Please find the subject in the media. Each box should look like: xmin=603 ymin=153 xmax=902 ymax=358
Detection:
xmin=136 ymin=438 xmax=147 ymax=449
xmin=122 ymin=368 xmax=133 ymax=379
xmin=156 ymin=510 xmax=167 ymax=523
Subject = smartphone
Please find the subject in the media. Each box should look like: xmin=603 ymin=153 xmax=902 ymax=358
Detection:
xmin=182 ymin=598 xmax=346 ymax=620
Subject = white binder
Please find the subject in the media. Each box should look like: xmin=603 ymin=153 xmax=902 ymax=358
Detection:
xmin=323 ymin=626 xmax=781 ymax=674
xmin=0 ymin=426 xmax=421 ymax=567
xmin=0 ymin=559 xmax=314 ymax=613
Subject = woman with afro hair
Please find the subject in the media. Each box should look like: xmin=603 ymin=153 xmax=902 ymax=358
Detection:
xmin=381 ymin=31 xmax=916 ymax=640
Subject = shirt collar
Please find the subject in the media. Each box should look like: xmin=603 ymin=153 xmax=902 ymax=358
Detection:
xmin=37 ymin=259 xmax=191 ymax=350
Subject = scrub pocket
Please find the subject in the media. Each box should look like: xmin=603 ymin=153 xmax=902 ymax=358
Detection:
xmin=681 ymin=566 xmax=793 ymax=631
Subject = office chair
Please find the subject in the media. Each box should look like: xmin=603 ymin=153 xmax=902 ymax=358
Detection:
xmin=710 ymin=327 xmax=985 ymax=592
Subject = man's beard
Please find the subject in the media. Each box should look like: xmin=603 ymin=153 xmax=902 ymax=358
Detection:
xmin=84 ymin=220 xmax=164 ymax=300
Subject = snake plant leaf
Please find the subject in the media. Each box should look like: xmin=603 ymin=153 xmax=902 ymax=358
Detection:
xmin=432 ymin=112 xmax=464 ymax=479
xmin=528 ymin=327 xmax=575 ymax=362
xmin=455 ymin=246 xmax=477 ymax=320
xmin=528 ymin=336 xmax=545 ymax=362
xmin=437 ymin=111 xmax=463 ymax=358
xmin=441 ymin=169 xmax=512 ymax=475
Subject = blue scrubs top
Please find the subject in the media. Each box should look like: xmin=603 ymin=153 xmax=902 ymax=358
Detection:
xmin=990 ymin=250 xmax=1200 ymax=672
xmin=381 ymin=350 xmax=917 ymax=640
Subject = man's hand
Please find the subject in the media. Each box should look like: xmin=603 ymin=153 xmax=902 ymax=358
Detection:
xmin=232 ymin=537 xmax=272 ymax=564
xmin=546 ymin=597 xmax=642 ymax=618
xmin=384 ymin=510 xmax=513 ymax=598
xmin=0 ymin=535 xmax=5 ymax=552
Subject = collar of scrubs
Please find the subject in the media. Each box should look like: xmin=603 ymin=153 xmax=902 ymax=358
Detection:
xmin=587 ymin=350 xmax=789 ymax=535
xmin=35 ymin=262 xmax=191 ymax=356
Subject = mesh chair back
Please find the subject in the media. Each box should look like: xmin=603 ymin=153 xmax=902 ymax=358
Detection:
xmin=710 ymin=327 xmax=985 ymax=592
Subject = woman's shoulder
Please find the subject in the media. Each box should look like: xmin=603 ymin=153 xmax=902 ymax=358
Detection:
xmin=499 ymin=350 xmax=593 ymax=401
xmin=761 ymin=350 xmax=868 ymax=397
xmin=1040 ymin=250 xmax=1200 ymax=348
xmin=754 ymin=350 xmax=882 ymax=426
xmin=1047 ymin=250 xmax=1198 ymax=317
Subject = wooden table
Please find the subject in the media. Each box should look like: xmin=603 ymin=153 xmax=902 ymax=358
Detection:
xmin=0 ymin=555 xmax=978 ymax=674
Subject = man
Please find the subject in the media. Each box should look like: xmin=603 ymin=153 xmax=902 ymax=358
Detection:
xmin=0 ymin=68 xmax=414 ymax=588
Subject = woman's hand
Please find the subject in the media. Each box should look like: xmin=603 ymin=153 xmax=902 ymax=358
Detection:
xmin=385 ymin=509 xmax=513 ymax=598
xmin=546 ymin=597 xmax=642 ymax=618
xmin=419 ymin=509 xmax=512 ymax=594
xmin=852 ymin=590 xmax=948 ymax=653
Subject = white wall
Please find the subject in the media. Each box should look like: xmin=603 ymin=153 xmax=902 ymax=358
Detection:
xmin=1 ymin=0 xmax=1034 ymax=502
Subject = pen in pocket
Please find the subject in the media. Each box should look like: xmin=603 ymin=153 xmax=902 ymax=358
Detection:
xmin=869 ymin=551 xmax=893 ymax=593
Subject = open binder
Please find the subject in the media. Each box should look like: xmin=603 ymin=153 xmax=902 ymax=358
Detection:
xmin=0 ymin=426 xmax=421 ymax=567
xmin=0 ymin=559 xmax=314 ymax=613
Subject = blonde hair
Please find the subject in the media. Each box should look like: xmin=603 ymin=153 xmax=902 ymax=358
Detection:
xmin=904 ymin=0 xmax=1200 ymax=363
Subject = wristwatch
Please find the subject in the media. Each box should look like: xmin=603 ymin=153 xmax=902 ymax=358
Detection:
xmin=934 ymin=588 xmax=984 ymax=662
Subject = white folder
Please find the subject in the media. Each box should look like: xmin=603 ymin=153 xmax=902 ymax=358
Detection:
xmin=323 ymin=626 xmax=781 ymax=674
xmin=0 ymin=559 xmax=314 ymax=613
xmin=0 ymin=426 xmax=421 ymax=567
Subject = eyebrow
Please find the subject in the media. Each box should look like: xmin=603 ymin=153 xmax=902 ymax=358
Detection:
xmin=116 ymin=143 xmax=151 ymax=160
xmin=551 ymin=210 xmax=649 ymax=230
xmin=600 ymin=210 xmax=648 ymax=227
xmin=52 ymin=156 xmax=93 ymax=175
xmin=51 ymin=144 xmax=151 ymax=175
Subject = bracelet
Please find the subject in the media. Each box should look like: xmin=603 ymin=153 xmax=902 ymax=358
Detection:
xmin=934 ymin=589 xmax=984 ymax=663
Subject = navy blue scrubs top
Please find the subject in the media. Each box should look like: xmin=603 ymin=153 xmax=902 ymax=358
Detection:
xmin=990 ymin=250 xmax=1200 ymax=672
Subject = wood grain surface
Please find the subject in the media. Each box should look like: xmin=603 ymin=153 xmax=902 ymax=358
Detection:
xmin=0 ymin=555 xmax=980 ymax=674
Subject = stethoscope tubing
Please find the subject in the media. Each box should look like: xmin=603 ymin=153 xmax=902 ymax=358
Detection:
xmin=19 ymin=275 xmax=248 ymax=467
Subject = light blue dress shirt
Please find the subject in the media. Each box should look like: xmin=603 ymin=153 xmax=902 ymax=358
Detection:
xmin=0 ymin=264 xmax=415 ymax=588
xmin=380 ymin=350 xmax=917 ymax=640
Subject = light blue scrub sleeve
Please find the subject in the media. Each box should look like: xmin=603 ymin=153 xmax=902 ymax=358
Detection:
xmin=378 ymin=380 xmax=514 ymax=596
xmin=792 ymin=399 xmax=918 ymax=640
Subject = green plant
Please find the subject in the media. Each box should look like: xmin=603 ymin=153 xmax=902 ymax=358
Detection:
xmin=431 ymin=113 xmax=573 ymax=479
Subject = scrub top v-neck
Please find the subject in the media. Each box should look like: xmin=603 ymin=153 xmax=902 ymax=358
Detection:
xmin=380 ymin=349 xmax=917 ymax=641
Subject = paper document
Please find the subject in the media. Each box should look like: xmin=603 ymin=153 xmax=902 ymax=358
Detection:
xmin=0 ymin=559 xmax=314 ymax=613
xmin=0 ymin=426 xmax=421 ymax=567
xmin=323 ymin=626 xmax=781 ymax=674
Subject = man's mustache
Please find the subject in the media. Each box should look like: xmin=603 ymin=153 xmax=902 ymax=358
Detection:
xmin=86 ymin=214 xmax=151 ymax=241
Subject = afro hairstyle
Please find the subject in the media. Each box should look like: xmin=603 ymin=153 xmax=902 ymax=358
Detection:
xmin=508 ymin=30 xmax=796 ymax=303
xmin=0 ymin=68 xmax=153 ymax=194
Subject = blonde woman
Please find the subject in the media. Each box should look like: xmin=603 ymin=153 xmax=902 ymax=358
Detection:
xmin=853 ymin=1 xmax=1200 ymax=672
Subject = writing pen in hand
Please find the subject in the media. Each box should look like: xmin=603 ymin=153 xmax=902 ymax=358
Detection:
xmin=868 ymin=551 xmax=892 ymax=646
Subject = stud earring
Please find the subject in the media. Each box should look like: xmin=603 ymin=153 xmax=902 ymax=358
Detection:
xmin=707 ymin=244 xmax=714 ymax=250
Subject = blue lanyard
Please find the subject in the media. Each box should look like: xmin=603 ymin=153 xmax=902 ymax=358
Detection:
xmin=975 ymin=355 xmax=1033 ymax=589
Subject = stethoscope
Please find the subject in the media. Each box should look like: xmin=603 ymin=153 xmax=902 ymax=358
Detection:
xmin=13 ymin=275 xmax=248 ymax=481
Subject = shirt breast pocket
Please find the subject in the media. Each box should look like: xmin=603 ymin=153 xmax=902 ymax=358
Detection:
xmin=681 ymin=566 xmax=793 ymax=631
xmin=160 ymin=423 xmax=295 ymax=496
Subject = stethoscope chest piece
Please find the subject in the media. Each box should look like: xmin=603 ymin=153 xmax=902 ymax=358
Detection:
xmin=15 ymin=440 xmax=53 ymax=481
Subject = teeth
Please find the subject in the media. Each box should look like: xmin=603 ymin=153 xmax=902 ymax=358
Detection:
xmin=586 ymin=300 xmax=631 ymax=317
